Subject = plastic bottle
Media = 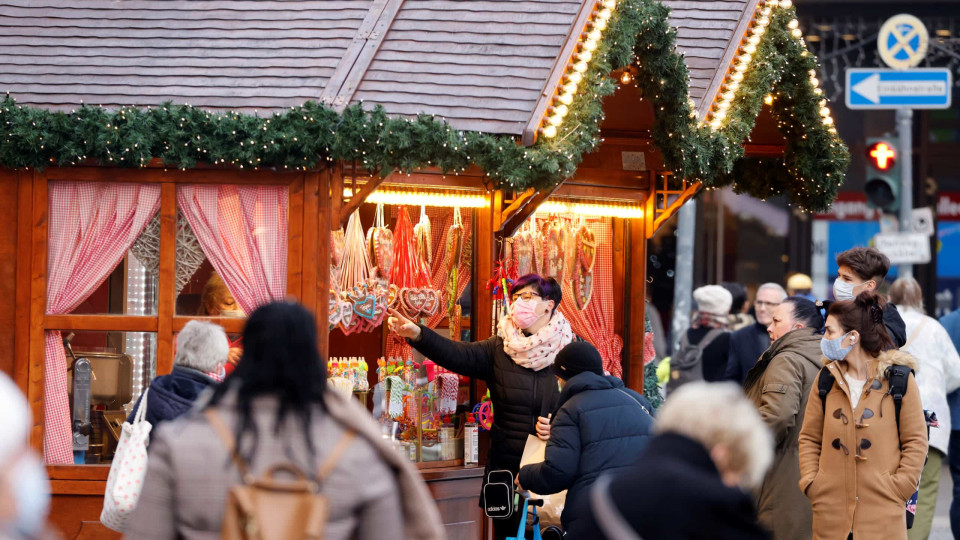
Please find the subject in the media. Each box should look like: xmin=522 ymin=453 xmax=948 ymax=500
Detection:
xmin=464 ymin=413 xmax=479 ymax=465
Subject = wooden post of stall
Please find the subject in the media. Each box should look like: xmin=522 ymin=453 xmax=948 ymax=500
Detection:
xmin=627 ymin=217 xmax=647 ymax=393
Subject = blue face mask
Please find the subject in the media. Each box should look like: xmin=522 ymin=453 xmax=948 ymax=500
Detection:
xmin=821 ymin=332 xmax=855 ymax=361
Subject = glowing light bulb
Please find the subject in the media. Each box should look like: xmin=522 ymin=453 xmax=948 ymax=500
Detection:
xmin=594 ymin=18 xmax=607 ymax=30
xmin=563 ymin=81 xmax=578 ymax=94
xmin=781 ymin=0 xmax=792 ymax=8
xmin=578 ymin=50 xmax=593 ymax=62
xmin=541 ymin=125 xmax=558 ymax=138
xmin=764 ymin=94 xmax=774 ymax=105
xmin=567 ymin=71 xmax=583 ymax=83
xmin=620 ymin=71 xmax=633 ymax=84
xmin=819 ymin=106 xmax=830 ymax=117
xmin=598 ymin=8 xmax=612 ymax=20
xmin=588 ymin=29 xmax=602 ymax=42
xmin=583 ymin=38 xmax=598 ymax=51
xmin=553 ymin=104 xmax=569 ymax=117
xmin=548 ymin=114 xmax=563 ymax=126
xmin=788 ymin=19 xmax=799 ymax=29
xmin=558 ymin=93 xmax=574 ymax=105
xmin=792 ymin=28 xmax=802 ymax=38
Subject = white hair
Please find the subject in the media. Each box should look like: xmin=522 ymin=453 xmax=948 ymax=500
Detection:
xmin=657 ymin=382 xmax=773 ymax=489
xmin=175 ymin=320 xmax=229 ymax=373
xmin=758 ymin=282 xmax=788 ymax=301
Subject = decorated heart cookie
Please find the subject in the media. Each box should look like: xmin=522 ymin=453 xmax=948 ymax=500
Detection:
xmin=574 ymin=269 xmax=594 ymax=310
xmin=422 ymin=289 xmax=441 ymax=317
xmin=328 ymin=290 xmax=342 ymax=328
xmin=576 ymin=224 xmax=597 ymax=272
xmin=514 ymin=231 xmax=533 ymax=276
xmin=543 ymin=220 xmax=565 ymax=281
xmin=562 ymin=222 xmax=577 ymax=279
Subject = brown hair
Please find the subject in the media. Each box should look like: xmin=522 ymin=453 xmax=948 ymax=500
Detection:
xmin=888 ymin=277 xmax=924 ymax=312
xmin=835 ymin=247 xmax=890 ymax=283
xmin=827 ymin=291 xmax=895 ymax=357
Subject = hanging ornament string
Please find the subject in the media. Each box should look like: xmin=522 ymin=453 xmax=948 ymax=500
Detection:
xmin=415 ymin=204 xmax=433 ymax=265
xmin=390 ymin=206 xmax=439 ymax=319
xmin=338 ymin=210 xmax=389 ymax=334
xmin=366 ymin=202 xmax=395 ymax=280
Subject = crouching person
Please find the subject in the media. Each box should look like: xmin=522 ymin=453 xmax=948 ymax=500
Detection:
xmin=517 ymin=342 xmax=654 ymax=539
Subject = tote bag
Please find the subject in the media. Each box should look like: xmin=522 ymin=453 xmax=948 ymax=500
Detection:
xmin=100 ymin=389 xmax=152 ymax=532
xmin=519 ymin=434 xmax=567 ymax=529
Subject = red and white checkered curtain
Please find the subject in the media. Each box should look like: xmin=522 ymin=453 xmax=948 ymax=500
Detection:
xmin=44 ymin=182 xmax=161 ymax=464
xmin=387 ymin=207 xmax=473 ymax=359
xmin=177 ymin=185 xmax=288 ymax=315
xmin=534 ymin=215 xmax=624 ymax=377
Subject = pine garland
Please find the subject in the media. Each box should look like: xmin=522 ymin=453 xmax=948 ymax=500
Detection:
xmin=0 ymin=0 xmax=847 ymax=211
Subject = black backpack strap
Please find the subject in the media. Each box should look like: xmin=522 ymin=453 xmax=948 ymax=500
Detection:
xmin=885 ymin=365 xmax=913 ymax=439
xmin=817 ymin=367 xmax=836 ymax=415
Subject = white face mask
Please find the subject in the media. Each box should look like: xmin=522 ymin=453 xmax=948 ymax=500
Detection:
xmin=833 ymin=278 xmax=868 ymax=301
xmin=219 ymin=309 xmax=245 ymax=318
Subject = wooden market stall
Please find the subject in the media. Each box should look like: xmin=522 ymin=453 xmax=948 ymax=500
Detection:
xmin=0 ymin=0 xmax=847 ymax=538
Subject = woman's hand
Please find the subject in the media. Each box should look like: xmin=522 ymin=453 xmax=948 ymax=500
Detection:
xmin=387 ymin=309 xmax=421 ymax=341
xmin=227 ymin=347 xmax=242 ymax=366
xmin=536 ymin=414 xmax=552 ymax=441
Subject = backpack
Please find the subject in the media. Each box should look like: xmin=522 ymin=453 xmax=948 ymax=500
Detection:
xmin=667 ymin=328 xmax=724 ymax=396
xmin=205 ymin=410 xmax=356 ymax=540
xmin=816 ymin=364 xmax=921 ymax=528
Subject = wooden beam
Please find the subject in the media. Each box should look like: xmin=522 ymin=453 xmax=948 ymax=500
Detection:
xmin=498 ymin=188 xmax=536 ymax=227
xmin=317 ymin=170 xmax=332 ymax=360
xmin=330 ymin=163 xmax=343 ymax=231
xmin=496 ymin=183 xmax=563 ymax=237
xmin=287 ymin=175 xmax=305 ymax=303
xmin=43 ymin=167 xmax=301 ymax=185
xmin=156 ymin=184 xmax=176 ymax=377
xmin=301 ymin=172 xmax=320 ymax=322
xmin=171 ymin=317 xmax=245 ymax=334
xmin=651 ymin=181 xmax=701 ymax=235
xmin=15 ymin=171 xmax=33 ymax=393
xmin=28 ymin=171 xmax=47 ymax=451
xmin=339 ymin=176 xmax=386 ymax=227
xmin=627 ymin=218 xmax=647 ymax=393
xmin=473 ymin=195 xmax=495 ymax=341
xmin=43 ymin=315 xmax=158 ymax=333
xmin=612 ymin=218 xmax=627 ymax=380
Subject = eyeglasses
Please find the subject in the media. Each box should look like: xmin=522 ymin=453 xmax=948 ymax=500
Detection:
xmin=511 ymin=292 xmax=542 ymax=302
xmin=755 ymin=300 xmax=781 ymax=308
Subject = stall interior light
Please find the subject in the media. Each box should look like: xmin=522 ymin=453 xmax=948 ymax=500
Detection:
xmin=536 ymin=200 xmax=644 ymax=219
xmin=357 ymin=188 xmax=489 ymax=208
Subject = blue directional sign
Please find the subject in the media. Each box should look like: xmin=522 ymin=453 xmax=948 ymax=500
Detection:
xmin=846 ymin=68 xmax=952 ymax=109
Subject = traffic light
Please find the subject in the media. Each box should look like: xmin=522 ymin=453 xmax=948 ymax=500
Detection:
xmin=864 ymin=137 xmax=900 ymax=212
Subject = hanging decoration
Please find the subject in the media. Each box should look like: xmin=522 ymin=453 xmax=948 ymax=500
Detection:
xmin=338 ymin=210 xmax=389 ymax=334
xmin=365 ymin=202 xmax=395 ymax=280
xmin=532 ymin=218 xmax=544 ymax=275
xmin=513 ymin=221 xmax=535 ymax=276
xmin=445 ymin=207 xmax=465 ymax=334
xmin=390 ymin=206 xmax=440 ymax=319
xmin=414 ymin=205 xmax=433 ymax=266
xmin=329 ymin=228 xmax=347 ymax=330
xmin=129 ymin=210 xmax=205 ymax=295
xmin=573 ymin=222 xmax=597 ymax=310
xmin=541 ymin=218 xmax=567 ymax=282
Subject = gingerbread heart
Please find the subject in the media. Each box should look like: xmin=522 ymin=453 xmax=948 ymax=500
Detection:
xmin=576 ymin=225 xmax=597 ymax=272
xmin=543 ymin=221 xmax=565 ymax=281
xmin=328 ymin=290 xmax=342 ymax=327
xmin=574 ymin=269 xmax=594 ymax=310
xmin=374 ymin=228 xmax=395 ymax=276
xmin=562 ymin=222 xmax=577 ymax=279
xmin=339 ymin=300 xmax=359 ymax=334
xmin=514 ymin=232 xmax=533 ymax=276
xmin=422 ymin=289 xmax=440 ymax=317
xmin=350 ymin=290 xmax=377 ymax=321
xmin=401 ymin=288 xmax=428 ymax=316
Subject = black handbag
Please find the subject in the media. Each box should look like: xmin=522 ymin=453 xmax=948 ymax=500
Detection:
xmin=484 ymin=470 xmax=516 ymax=519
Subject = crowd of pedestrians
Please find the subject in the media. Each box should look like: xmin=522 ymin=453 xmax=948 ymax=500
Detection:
xmin=4 ymin=245 xmax=960 ymax=540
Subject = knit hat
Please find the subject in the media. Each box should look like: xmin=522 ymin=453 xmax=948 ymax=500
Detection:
xmin=553 ymin=342 xmax=604 ymax=380
xmin=693 ymin=285 xmax=733 ymax=316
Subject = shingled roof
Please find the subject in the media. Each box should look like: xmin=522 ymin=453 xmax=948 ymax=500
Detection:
xmin=0 ymin=0 xmax=757 ymax=137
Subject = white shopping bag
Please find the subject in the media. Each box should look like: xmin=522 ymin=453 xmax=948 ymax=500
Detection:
xmin=519 ymin=434 xmax=567 ymax=529
xmin=100 ymin=389 xmax=152 ymax=532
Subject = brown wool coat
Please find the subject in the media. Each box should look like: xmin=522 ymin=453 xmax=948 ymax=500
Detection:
xmin=798 ymin=350 xmax=927 ymax=540
xmin=744 ymin=327 xmax=823 ymax=540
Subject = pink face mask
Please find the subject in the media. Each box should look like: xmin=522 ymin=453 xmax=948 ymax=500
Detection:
xmin=510 ymin=299 xmax=542 ymax=329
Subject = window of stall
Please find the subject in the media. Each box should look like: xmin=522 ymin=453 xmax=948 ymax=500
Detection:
xmin=31 ymin=171 xmax=307 ymax=466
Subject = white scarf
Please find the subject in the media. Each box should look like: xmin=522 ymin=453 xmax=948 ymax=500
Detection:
xmin=498 ymin=310 xmax=574 ymax=371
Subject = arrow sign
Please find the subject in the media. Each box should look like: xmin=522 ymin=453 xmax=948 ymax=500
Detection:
xmin=846 ymin=68 xmax=951 ymax=109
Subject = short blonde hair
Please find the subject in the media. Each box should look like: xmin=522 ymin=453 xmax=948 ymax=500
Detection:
xmin=657 ymin=382 xmax=773 ymax=489
xmin=889 ymin=277 xmax=924 ymax=312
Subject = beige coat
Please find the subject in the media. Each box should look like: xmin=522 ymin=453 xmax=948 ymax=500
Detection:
xmin=798 ymin=350 xmax=927 ymax=540
xmin=744 ymin=327 xmax=823 ymax=540
xmin=125 ymin=389 xmax=444 ymax=540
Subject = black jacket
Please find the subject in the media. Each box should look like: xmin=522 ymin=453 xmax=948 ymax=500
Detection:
xmin=885 ymin=302 xmax=907 ymax=347
xmin=725 ymin=322 xmax=771 ymax=385
xmin=518 ymin=372 xmax=653 ymax=539
xmin=410 ymin=325 xmax=561 ymax=475
xmin=684 ymin=327 xmax=731 ymax=382
xmin=128 ymin=366 xmax=217 ymax=430
xmin=592 ymin=433 xmax=770 ymax=540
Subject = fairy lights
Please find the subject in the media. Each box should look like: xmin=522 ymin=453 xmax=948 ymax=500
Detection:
xmin=361 ymin=188 xmax=488 ymax=208
xmin=538 ymin=0 xmax=619 ymax=139
xmin=536 ymin=199 xmax=644 ymax=219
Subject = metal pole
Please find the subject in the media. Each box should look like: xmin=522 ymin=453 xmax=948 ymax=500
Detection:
xmin=897 ymin=108 xmax=913 ymax=279
xmin=671 ymin=199 xmax=696 ymax=356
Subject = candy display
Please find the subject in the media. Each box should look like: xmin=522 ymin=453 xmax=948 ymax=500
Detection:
xmin=327 ymin=356 xmax=369 ymax=392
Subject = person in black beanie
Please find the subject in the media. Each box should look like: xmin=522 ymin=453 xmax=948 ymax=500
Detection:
xmin=517 ymin=342 xmax=654 ymax=539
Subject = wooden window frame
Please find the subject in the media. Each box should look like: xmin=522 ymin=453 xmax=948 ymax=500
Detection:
xmin=27 ymin=167 xmax=315 ymax=479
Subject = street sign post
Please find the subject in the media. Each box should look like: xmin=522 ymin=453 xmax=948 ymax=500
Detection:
xmin=874 ymin=233 xmax=931 ymax=265
xmin=877 ymin=14 xmax=929 ymax=69
xmin=845 ymin=68 xmax=952 ymax=109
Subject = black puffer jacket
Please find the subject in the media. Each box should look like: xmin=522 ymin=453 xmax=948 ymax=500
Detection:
xmin=128 ymin=366 xmax=217 ymax=433
xmin=518 ymin=371 xmax=654 ymax=539
xmin=410 ymin=325 xmax=561 ymax=477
